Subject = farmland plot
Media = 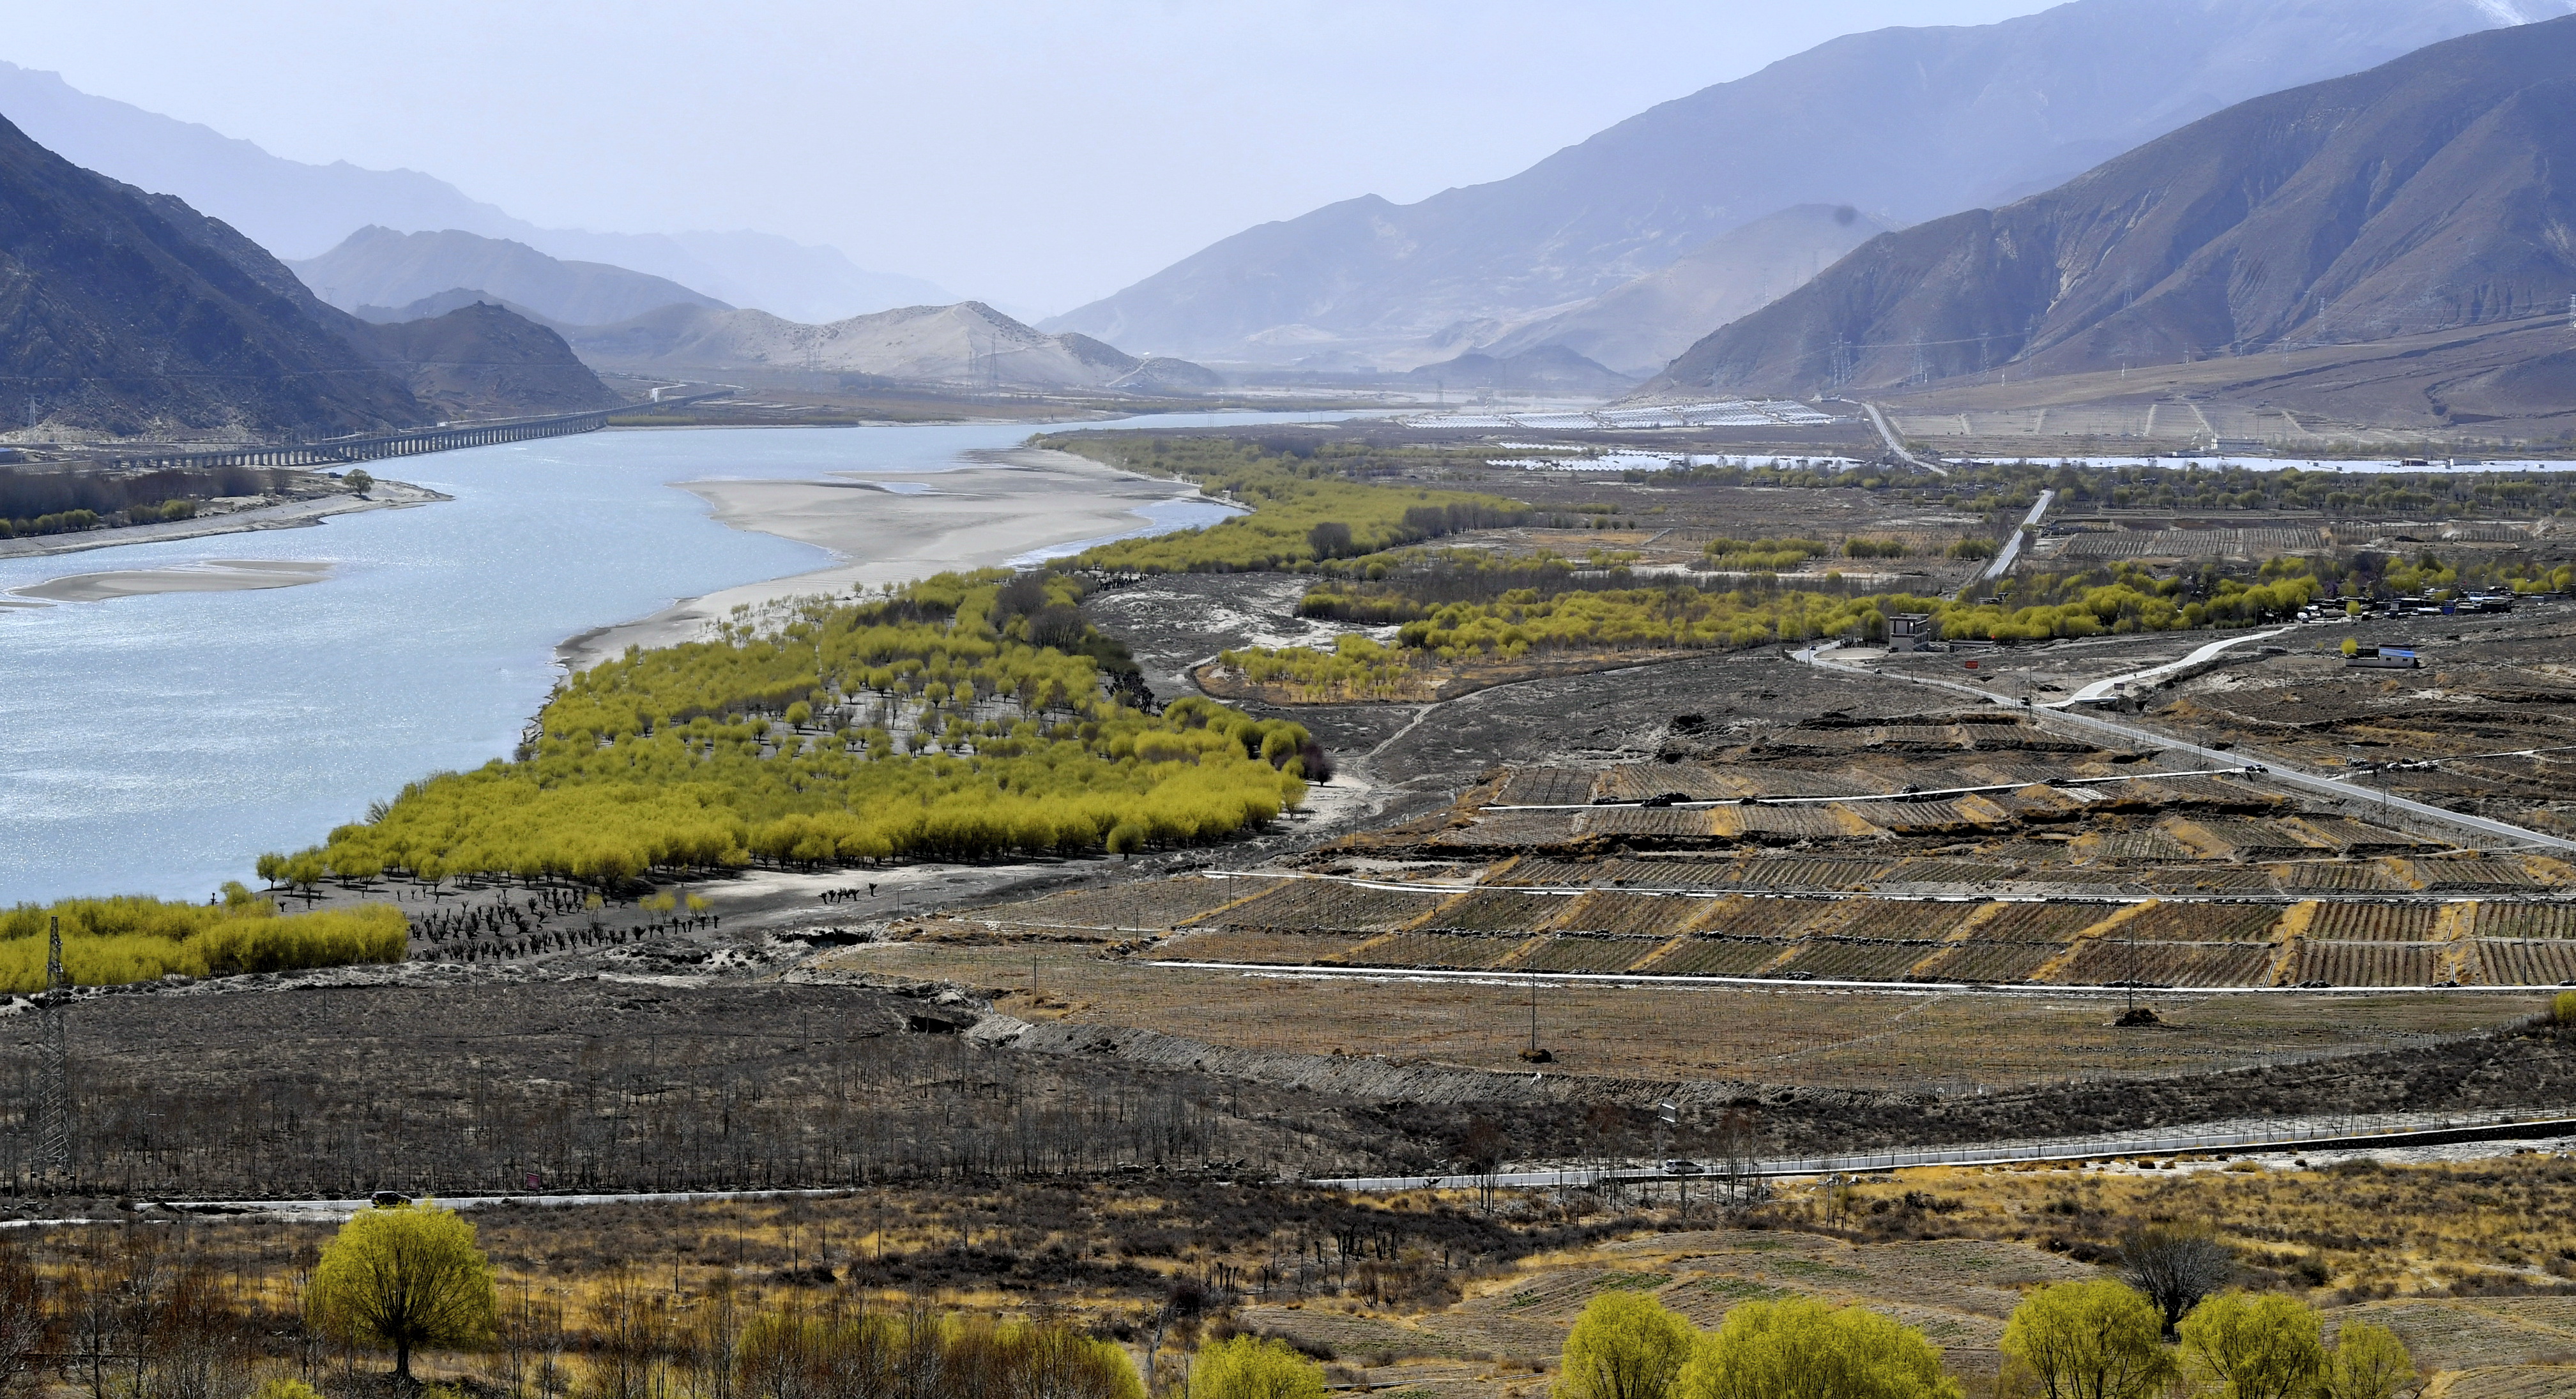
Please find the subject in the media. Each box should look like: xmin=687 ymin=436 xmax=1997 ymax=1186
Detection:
xmin=1882 ymin=861 xmax=2023 ymax=888
xmin=1155 ymin=930 xmax=1366 ymax=965
xmin=1436 ymin=810 xmax=1585 ymax=849
xmin=1836 ymin=900 xmax=1987 ymax=940
xmin=1973 ymin=904 xmax=2119 ymax=941
xmin=2118 ymin=902 xmax=2290 ymax=942
xmin=1417 ymin=888 xmax=1578 ymax=932
xmin=1193 ymin=880 xmax=1452 ymax=932
xmin=1580 ymin=807 xmax=1721 ymax=840
xmin=2411 ymin=858 xmax=2549 ymax=891
xmin=2473 ymin=904 xmax=2576 ymax=938
xmin=2289 ymin=941 xmax=2443 ymax=986
xmin=1511 ymin=934 xmax=1665 ymax=972
xmin=2307 ymin=903 xmax=2441 ymax=941
xmin=1913 ymin=941 xmax=2064 ymax=983
xmin=1769 ymin=939 xmax=1946 ymax=980
xmin=1699 ymin=897 xmax=1845 ymax=939
xmin=1491 ymin=767 xmax=1603 ymax=805
xmin=2056 ymin=939 xmax=2279 ymax=987
xmin=1594 ymin=764 xmax=1744 ymax=802
xmin=1734 ymin=858 xmax=1893 ymax=889
xmin=2468 ymin=940 xmax=2576 ymax=985
xmin=1718 ymin=805 xmax=1877 ymax=842
xmin=1840 ymin=797 xmax=2017 ymax=836
xmin=1547 ymin=890 xmax=1713 ymax=935
xmin=2141 ymin=868 xmax=2283 ymax=894
xmin=2292 ymin=817 xmax=2439 ymax=853
xmin=1347 ymin=931 xmax=1532 ymax=969
xmin=982 ymin=877 xmax=1255 ymax=930
xmin=2274 ymin=861 xmax=2413 ymax=893
xmin=1643 ymin=937 xmax=1795 ymax=976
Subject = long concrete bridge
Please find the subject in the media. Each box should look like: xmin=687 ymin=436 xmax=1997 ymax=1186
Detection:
xmin=84 ymin=392 xmax=730 ymax=474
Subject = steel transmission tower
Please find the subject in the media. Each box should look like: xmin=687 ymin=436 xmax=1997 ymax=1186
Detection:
xmin=36 ymin=916 xmax=70 ymax=1185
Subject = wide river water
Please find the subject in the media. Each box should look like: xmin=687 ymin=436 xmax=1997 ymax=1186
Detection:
xmin=0 ymin=413 xmax=1332 ymax=904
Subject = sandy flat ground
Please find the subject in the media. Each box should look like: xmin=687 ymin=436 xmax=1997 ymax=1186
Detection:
xmin=0 ymin=480 xmax=444 ymax=561
xmin=558 ymin=448 xmax=1217 ymax=670
xmin=8 ymin=558 xmax=334 ymax=603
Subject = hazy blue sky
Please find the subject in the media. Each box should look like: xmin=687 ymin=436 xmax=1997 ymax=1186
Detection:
xmin=1 ymin=0 xmax=2056 ymax=311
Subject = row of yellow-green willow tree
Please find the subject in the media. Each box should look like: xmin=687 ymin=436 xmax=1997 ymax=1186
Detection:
xmin=294 ymin=571 xmax=1314 ymax=884
xmin=0 ymin=890 xmax=407 ymax=992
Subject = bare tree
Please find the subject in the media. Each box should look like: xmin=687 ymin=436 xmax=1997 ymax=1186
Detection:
xmin=0 ymin=1244 xmax=43 ymax=1399
xmin=2119 ymin=1222 xmax=2234 ymax=1338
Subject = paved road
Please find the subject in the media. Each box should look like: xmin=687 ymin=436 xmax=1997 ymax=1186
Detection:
xmin=1974 ymin=489 xmax=2054 ymax=589
xmin=1859 ymin=402 xmax=1947 ymax=476
xmin=2060 ymin=626 xmax=2295 ymax=705
xmin=1806 ymin=647 xmax=2576 ymax=854
xmin=1312 ymin=1110 xmax=2576 ymax=1191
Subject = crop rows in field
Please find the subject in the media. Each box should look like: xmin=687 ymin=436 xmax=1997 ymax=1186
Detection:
xmin=2469 ymin=940 xmax=2576 ymax=985
xmin=2411 ymin=859 xmax=2548 ymax=891
xmin=1735 ymin=859 xmax=1893 ymax=889
xmin=2119 ymin=902 xmax=2289 ymax=942
xmin=1841 ymin=798 xmax=2016 ymax=836
xmin=2275 ymin=862 xmax=2413 ymax=893
xmin=2289 ymin=941 xmax=2443 ymax=986
xmin=1643 ymin=937 xmax=1792 ymax=976
xmin=1975 ymin=904 xmax=2119 ymax=941
xmin=1550 ymin=891 xmax=1712 ymax=935
xmin=2142 ymin=868 xmax=2284 ymax=895
xmin=1916 ymin=941 xmax=2064 ymax=983
xmin=1192 ymin=881 xmax=1451 ymax=932
xmin=1721 ymin=806 xmax=1866 ymax=842
xmin=1594 ymin=766 xmax=1742 ymax=801
xmin=1440 ymin=811 xmax=1584 ymax=848
xmin=1883 ymin=859 xmax=2023 ymax=887
xmin=2472 ymin=904 xmax=2576 ymax=938
xmin=2061 ymin=528 xmax=2328 ymax=559
xmin=1512 ymin=934 xmax=1666 ymax=972
xmin=1492 ymin=767 xmax=1602 ymax=805
xmin=1836 ymin=900 xmax=1987 ymax=940
xmin=2308 ymin=903 xmax=2442 ymax=940
xmin=1156 ymin=930 xmax=1366 ymax=965
xmin=2061 ymin=939 xmax=2279 ymax=987
xmin=1771 ymin=939 xmax=1944 ymax=980
xmin=1581 ymin=808 xmax=1719 ymax=840
xmin=1347 ymin=932 xmax=1532 ymax=969
xmin=1700 ymin=898 xmax=1841 ymax=939
xmin=1421 ymin=888 xmax=1579 ymax=932
xmin=2292 ymin=817 xmax=2435 ymax=853
xmin=2181 ymin=817 xmax=2324 ymax=858
xmin=985 ymin=877 xmax=1254 ymax=929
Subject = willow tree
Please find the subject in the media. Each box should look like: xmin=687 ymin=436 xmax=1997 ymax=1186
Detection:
xmin=308 ymin=1199 xmax=496 ymax=1380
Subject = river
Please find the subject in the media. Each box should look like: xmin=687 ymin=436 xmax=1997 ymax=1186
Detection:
xmin=0 ymin=412 xmax=1338 ymax=904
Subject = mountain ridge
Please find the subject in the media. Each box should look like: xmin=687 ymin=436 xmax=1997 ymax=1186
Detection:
xmin=291 ymin=227 xmax=730 ymax=328
xmin=1045 ymin=0 xmax=2576 ymax=368
xmin=1640 ymin=13 xmax=2576 ymax=427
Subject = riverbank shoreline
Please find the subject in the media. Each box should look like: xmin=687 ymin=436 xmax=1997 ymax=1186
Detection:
xmin=554 ymin=447 xmax=1214 ymax=672
xmin=0 ymin=480 xmax=448 ymax=561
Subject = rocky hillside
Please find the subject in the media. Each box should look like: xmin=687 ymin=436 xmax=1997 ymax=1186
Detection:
xmin=1471 ymin=204 xmax=1896 ymax=379
xmin=571 ymin=299 xmax=1208 ymax=393
xmin=293 ymin=226 xmax=729 ymax=326
xmin=0 ymin=113 xmax=423 ymax=437
xmin=1046 ymin=0 xmax=2573 ymax=368
xmin=1646 ymin=15 xmax=2576 ymax=405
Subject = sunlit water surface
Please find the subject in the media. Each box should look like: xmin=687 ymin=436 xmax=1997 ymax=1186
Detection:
xmin=0 ymin=413 xmax=1332 ymax=902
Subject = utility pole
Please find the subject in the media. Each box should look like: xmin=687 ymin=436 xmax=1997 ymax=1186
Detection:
xmin=38 ymin=916 xmax=70 ymax=1187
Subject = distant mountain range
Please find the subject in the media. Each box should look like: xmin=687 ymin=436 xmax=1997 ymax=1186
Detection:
xmin=566 ymin=301 xmax=1215 ymax=395
xmin=0 ymin=112 xmax=613 ymax=439
xmin=1644 ymin=13 xmax=2576 ymax=431
xmin=0 ymin=61 xmax=953 ymax=323
xmin=1047 ymin=0 xmax=2576 ymax=370
xmin=294 ymin=227 xmax=731 ymax=327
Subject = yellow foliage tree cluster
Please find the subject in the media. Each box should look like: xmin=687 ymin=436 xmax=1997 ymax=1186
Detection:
xmin=295 ymin=572 xmax=1311 ymax=883
xmin=2001 ymin=1280 xmax=2416 ymax=1399
xmin=0 ymin=891 xmax=406 ymax=992
xmin=1557 ymin=1292 xmax=1958 ymax=1399
xmin=1044 ymin=435 xmax=1530 ymax=574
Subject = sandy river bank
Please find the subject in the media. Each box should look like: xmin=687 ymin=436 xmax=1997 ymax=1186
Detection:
xmin=556 ymin=447 xmax=1223 ymax=672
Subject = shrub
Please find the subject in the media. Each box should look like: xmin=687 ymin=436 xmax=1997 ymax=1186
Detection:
xmin=2000 ymin=1280 xmax=2176 ymax=1399
xmin=2553 ymin=989 xmax=2576 ymax=1025
xmin=1557 ymin=1292 xmax=1696 ymax=1399
xmin=1673 ymin=1297 xmax=1958 ymax=1399
xmin=0 ymin=898 xmax=406 ymax=991
xmin=1191 ymin=1335 xmax=1325 ymax=1399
